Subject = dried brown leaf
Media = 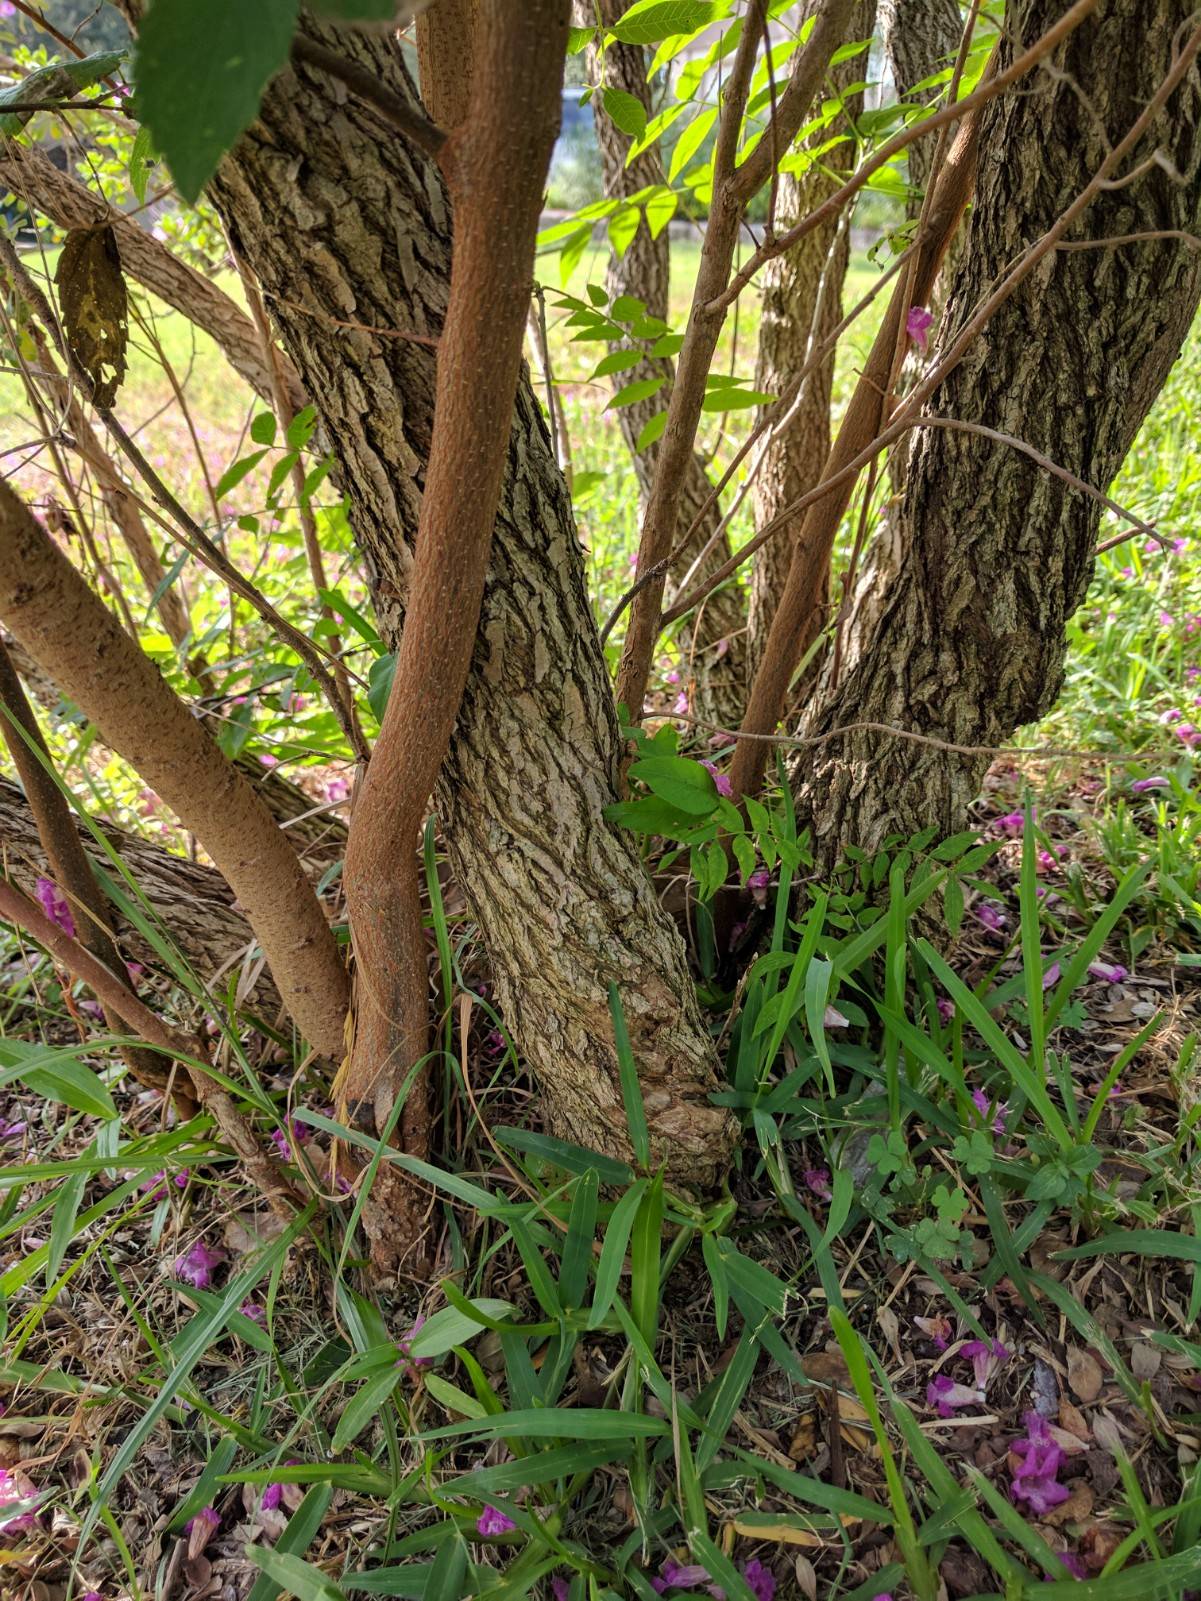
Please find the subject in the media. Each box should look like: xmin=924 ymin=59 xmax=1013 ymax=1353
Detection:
xmin=55 ymin=225 xmax=127 ymax=408
xmin=1067 ymin=1345 xmax=1103 ymax=1403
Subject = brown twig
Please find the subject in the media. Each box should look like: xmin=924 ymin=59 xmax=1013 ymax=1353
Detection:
xmin=0 ymin=876 xmax=303 ymax=1219
xmin=612 ymin=0 xmax=854 ymax=721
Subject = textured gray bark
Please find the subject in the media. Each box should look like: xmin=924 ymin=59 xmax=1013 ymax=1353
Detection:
xmin=582 ymin=1 xmax=747 ymax=727
xmin=0 ymin=774 xmax=280 ymax=1014
xmin=796 ymin=0 xmax=1201 ymax=865
xmin=748 ymin=1 xmax=871 ymax=676
xmin=205 ymin=20 xmax=733 ymax=1180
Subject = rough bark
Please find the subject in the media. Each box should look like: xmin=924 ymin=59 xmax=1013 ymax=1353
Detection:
xmin=794 ymin=0 xmax=1201 ymax=865
xmin=200 ymin=17 xmax=734 ymax=1181
xmin=583 ymin=0 xmax=747 ymax=726
xmin=0 ymin=626 xmax=347 ymax=871
xmin=0 ymin=483 xmax=350 ymax=1059
xmin=748 ymin=1 xmax=871 ymax=676
xmin=0 ymin=142 xmax=303 ymax=411
xmin=0 ymin=774 xmax=279 ymax=1015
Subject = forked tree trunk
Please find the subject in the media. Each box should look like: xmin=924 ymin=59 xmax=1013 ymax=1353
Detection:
xmin=203 ymin=19 xmax=735 ymax=1181
xmin=795 ymin=0 xmax=1201 ymax=865
xmin=748 ymin=0 xmax=871 ymax=677
xmin=582 ymin=0 xmax=748 ymax=727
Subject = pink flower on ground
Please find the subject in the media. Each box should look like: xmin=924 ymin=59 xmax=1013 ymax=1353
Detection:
xmin=0 ymin=1118 xmax=27 ymax=1140
xmin=1175 ymin=722 xmax=1199 ymax=745
xmin=476 ymin=1504 xmax=517 ymax=1536
xmin=397 ymin=1314 xmax=431 ymax=1376
xmin=907 ymin=304 xmax=934 ymax=351
xmin=82 ymin=1593 xmax=104 ymax=1601
xmin=261 ymin=1482 xmax=284 ymax=1511
xmin=701 ymin=760 xmax=733 ymax=798
xmin=927 ymin=1373 xmax=984 ymax=1416
xmin=915 ymin=1314 xmax=952 ymax=1351
xmin=0 ymin=1467 xmax=41 ymax=1533
xmin=34 ymin=877 xmax=75 ymax=937
xmin=993 ymin=811 xmax=1025 ymax=837
xmin=270 ymin=1117 xmax=312 ymax=1162
xmin=173 ymin=1240 xmax=227 ymax=1289
xmin=1056 ymin=1553 xmax=1087 ymax=1580
xmin=187 ymin=1505 xmax=220 ymax=1538
xmin=823 ymin=1005 xmax=850 ymax=1028
xmin=1010 ymin=1412 xmax=1070 ymax=1515
xmin=240 ymin=1300 xmax=266 ymax=1324
xmin=259 ymin=753 xmax=279 ymax=768
xmin=961 ymin=1338 xmax=1008 ymax=1390
xmin=804 ymin=1167 xmax=832 ymax=1200
xmin=1088 ymin=960 xmax=1128 ymax=984
xmin=673 ymin=689 xmax=689 ymax=716
xmin=552 ymin=1580 xmax=571 ymax=1601
xmin=971 ymin=1088 xmax=1007 ymax=1135
xmin=652 ymin=1560 xmax=719 ymax=1596
xmin=743 ymin=1558 xmax=776 ymax=1601
xmin=975 ymin=900 xmax=1007 ymax=932
xmin=1042 ymin=961 xmax=1061 ymax=989
xmin=1131 ymin=776 xmax=1170 ymax=793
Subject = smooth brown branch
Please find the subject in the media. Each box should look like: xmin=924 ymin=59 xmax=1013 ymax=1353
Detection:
xmin=338 ymin=0 xmax=570 ymax=1261
xmin=0 ymin=877 xmax=303 ymax=1220
xmin=710 ymin=0 xmax=1100 ymax=317
xmin=613 ymin=0 xmax=854 ymax=723
xmin=0 ymin=480 xmax=351 ymax=1062
xmin=598 ymin=238 xmax=918 ymax=648
xmin=729 ymin=110 xmax=981 ymax=798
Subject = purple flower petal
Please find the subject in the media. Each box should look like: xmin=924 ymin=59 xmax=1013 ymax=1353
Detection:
xmin=476 ymin=1504 xmax=517 ymax=1536
xmin=173 ymin=1240 xmax=227 ymax=1290
xmin=1131 ymin=776 xmax=1170 ymax=793
xmin=701 ymin=760 xmax=733 ymax=798
xmin=34 ymin=876 xmax=75 ymax=937
xmin=906 ymin=304 xmax=934 ymax=351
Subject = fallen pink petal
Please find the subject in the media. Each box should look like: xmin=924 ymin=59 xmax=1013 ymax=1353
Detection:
xmin=476 ymin=1504 xmax=517 ymax=1536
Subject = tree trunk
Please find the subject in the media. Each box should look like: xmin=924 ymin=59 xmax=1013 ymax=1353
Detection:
xmin=206 ymin=19 xmax=735 ymax=1181
xmin=583 ymin=1 xmax=747 ymax=728
xmin=795 ymin=0 xmax=1201 ymax=866
xmin=0 ymin=774 xmax=280 ymax=1015
xmin=748 ymin=1 xmax=871 ymax=677
xmin=878 ymin=0 xmax=964 ymax=208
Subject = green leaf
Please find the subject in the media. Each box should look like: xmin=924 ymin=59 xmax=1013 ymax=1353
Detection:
xmin=331 ymin=1364 xmax=401 ymax=1451
xmin=602 ymin=86 xmax=648 ymax=137
xmin=250 ymin=411 xmax=278 ymax=446
xmin=441 ymin=1439 xmax=632 ymax=1497
xmin=636 ymin=411 xmax=667 ymax=450
xmin=245 ymin=1548 xmax=346 ymax=1601
xmin=406 ymin=1298 xmax=515 ymax=1358
xmin=0 ymin=1042 xmax=118 ymax=1120
xmin=589 ymin=1179 xmax=647 ymax=1329
xmin=669 ymin=106 xmax=716 ymax=181
xmin=629 ymin=755 xmax=718 ymax=815
xmin=609 ymin=984 xmax=650 ymax=1169
xmin=129 ymin=124 xmax=155 ymax=206
xmin=700 ymin=386 xmax=774 ymax=411
xmin=367 ymin=653 xmax=395 ymax=721
xmin=611 ymin=1 xmax=724 ymax=45
xmin=609 ymin=376 xmax=665 ymax=410
xmin=1054 ymin=1229 xmax=1201 ymax=1264
xmin=214 ymin=449 xmax=268 ymax=501
xmin=135 ymin=0 xmax=299 ymax=202
xmin=593 ymin=349 xmax=643 ymax=379
xmin=419 ymin=1408 xmax=668 ymax=1443
xmin=0 ymin=51 xmax=124 ymax=137
xmin=568 ymin=25 xmax=596 ymax=54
